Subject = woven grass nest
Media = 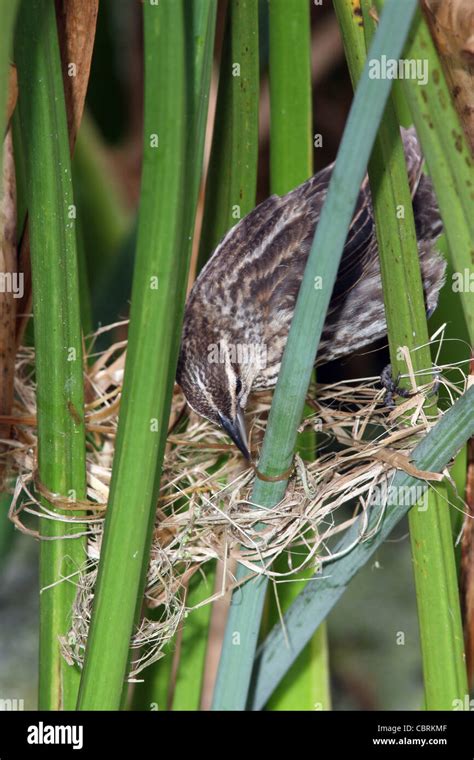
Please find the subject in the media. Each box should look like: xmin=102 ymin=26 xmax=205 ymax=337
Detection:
xmin=3 ymin=322 xmax=468 ymax=678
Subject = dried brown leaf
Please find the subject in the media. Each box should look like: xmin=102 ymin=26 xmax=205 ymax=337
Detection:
xmin=6 ymin=65 xmax=18 ymax=128
xmin=0 ymin=130 xmax=17 ymax=480
xmin=16 ymin=0 xmax=99 ymax=346
xmin=54 ymin=0 xmax=99 ymax=149
xmin=422 ymin=0 xmax=474 ymax=153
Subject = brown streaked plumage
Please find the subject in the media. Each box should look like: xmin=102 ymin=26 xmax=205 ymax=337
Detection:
xmin=177 ymin=128 xmax=446 ymax=459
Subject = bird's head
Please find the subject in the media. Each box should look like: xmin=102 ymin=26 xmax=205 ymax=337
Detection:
xmin=177 ymin=334 xmax=262 ymax=460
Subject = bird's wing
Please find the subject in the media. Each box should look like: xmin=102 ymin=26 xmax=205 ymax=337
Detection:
xmin=263 ymin=127 xmax=426 ymax=341
xmin=401 ymin=125 xmax=426 ymax=197
xmin=327 ymin=126 xmax=425 ymax=309
xmin=194 ymin=192 xmax=287 ymax=295
xmin=329 ymin=127 xmax=423 ymax=302
xmin=261 ymin=172 xmax=376 ymax=320
xmin=191 ymin=127 xmax=426 ymax=335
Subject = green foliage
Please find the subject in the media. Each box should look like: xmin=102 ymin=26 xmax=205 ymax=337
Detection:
xmin=7 ymin=0 xmax=470 ymax=712
xmin=264 ymin=0 xmax=330 ymax=712
xmin=77 ymin=0 xmax=215 ymax=711
xmin=198 ymin=0 xmax=259 ymax=270
xmin=77 ymin=0 xmax=190 ymax=710
xmin=15 ymin=0 xmax=87 ymax=710
xmin=399 ymin=8 xmax=474 ymax=346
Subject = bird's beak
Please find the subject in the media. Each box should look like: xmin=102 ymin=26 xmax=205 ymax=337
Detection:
xmin=219 ymin=407 xmax=250 ymax=460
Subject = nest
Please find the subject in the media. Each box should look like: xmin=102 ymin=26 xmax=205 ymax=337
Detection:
xmin=2 ymin=322 xmax=468 ymax=678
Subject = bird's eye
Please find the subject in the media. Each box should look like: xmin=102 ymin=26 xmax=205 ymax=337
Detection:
xmin=236 ymin=377 xmax=242 ymax=396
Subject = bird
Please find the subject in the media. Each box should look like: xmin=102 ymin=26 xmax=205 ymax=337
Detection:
xmin=177 ymin=128 xmax=446 ymax=460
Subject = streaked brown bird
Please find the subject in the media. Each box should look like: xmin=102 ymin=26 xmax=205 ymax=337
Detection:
xmin=177 ymin=128 xmax=446 ymax=459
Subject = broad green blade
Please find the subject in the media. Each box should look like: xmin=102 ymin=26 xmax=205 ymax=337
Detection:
xmin=265 ymin=0 xmax=330 ymax=711
xmin=197 ymin=0 xmax=259 ymax=269
xmin=131 ymin=0 xmax=218 ymax=711
xmin=15 ymin=0 xmax=87 ymax=710
xmin=77 ymin=0 xmax=191 ymax=710
xmin=171 ymin=565 xmax=217 ymax=710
